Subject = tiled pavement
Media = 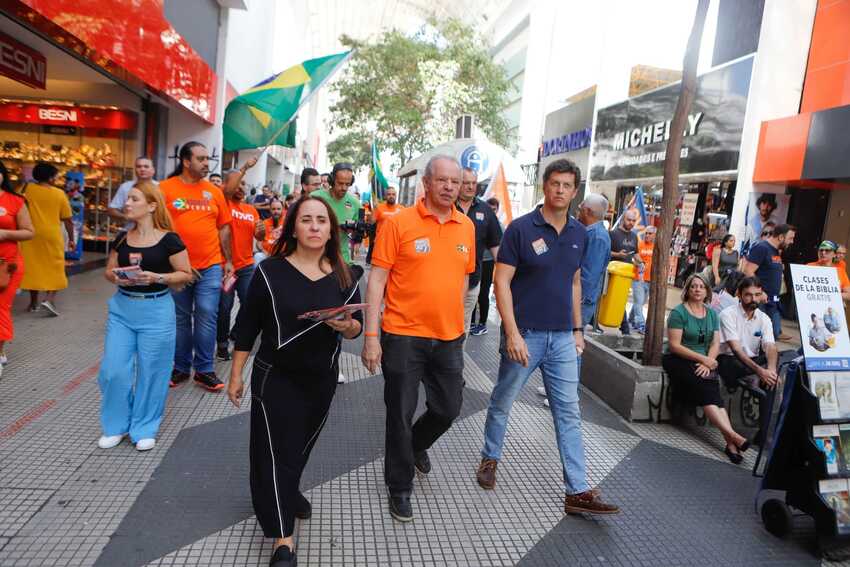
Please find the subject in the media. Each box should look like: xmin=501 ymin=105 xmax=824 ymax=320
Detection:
xmin=0 ymin=267 xmax=842 ymax=566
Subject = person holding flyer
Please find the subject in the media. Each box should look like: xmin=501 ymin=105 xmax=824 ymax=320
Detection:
xmin=98 ymin=181 xmax=193 ymax=451
xmin=227 ymin=195 xmax=363 ymax=567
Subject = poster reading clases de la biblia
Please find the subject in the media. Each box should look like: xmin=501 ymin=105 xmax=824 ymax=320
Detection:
xmin=791 ymin=264 xmax=850 ymax=371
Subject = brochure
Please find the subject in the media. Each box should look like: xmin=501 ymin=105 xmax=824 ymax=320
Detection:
xmin=820 ymin=478 xmax=850 ymax=533
xmin=839 ymin=424 xmax=850 ymax=475
xmin=812 ymin=372 xmax=840 ymax=420
xmin=814 ymin=424 xmax=842 ymax=475
xmin=112 ymin=265 xmax=141 ymax=281
xmin=836 ymin=372 xmax=850 ymax=418
xmin=297 ymin=303 xmax=368 ymax=322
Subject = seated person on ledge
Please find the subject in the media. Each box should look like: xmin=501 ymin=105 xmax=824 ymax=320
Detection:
xmin=663 ymin=274 xmax=750 ymax=465
xmin=717 ymin=276 xmax=779 ymax=391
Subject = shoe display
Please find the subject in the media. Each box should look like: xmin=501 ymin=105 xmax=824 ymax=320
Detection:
xmin=216 ymin=345 xmax=232 ymax=361
xmin=388 ymin=491 xmax=413 ymax=522
xmin=98 ymin=434 xmax=125 ymax=449
xmin=269 ymin=544 xmax=297 ymax=566
xmin=563 ymin=490 xmax=620 ymax=515
xmin=476 ymin=458 xmax=498 ymax=490
xmin=194 ymin=371 xmax=225 ymax=392
xmin=414 ymin=450 xmax=431 ymax=474
xmin=295 ymin=492 xmax=312 ymax=520
xmin=40 ymin=301 xmax=60 ymax=317
xmin=136 ymin=438 xmax=156 ymax=451
xmin=170 ymin=369 xmax=191 ymax=388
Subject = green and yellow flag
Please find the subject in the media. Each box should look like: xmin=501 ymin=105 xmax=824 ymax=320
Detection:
xmin=370 ymin=140 xmax=389 ymax=200
xmin=223 ymin=51 xmax=352 ymax=152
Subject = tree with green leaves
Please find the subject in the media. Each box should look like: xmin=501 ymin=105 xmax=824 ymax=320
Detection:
xmin=326 ymin=131 xmax=372 ymax=169
xmin=329 ymin=18 xmax=515 ymax=169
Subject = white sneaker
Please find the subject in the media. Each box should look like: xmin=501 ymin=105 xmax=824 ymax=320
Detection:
xmin=338 ymin=372 xmax=346 ymax=384
xmin=98 ymin=434 xmax=125 ymax=449
xmin=40 ymin=301 xmax=59 ymax=317
xmin=0 ymin=354 xmax=7 ymax=365
xmin=136 ymin=438 xmax=156 ymax=451
xmin=543 ymin=398 xmax=550 ymax=408
xmin=536 ymin=386 xmax=547 ymax=397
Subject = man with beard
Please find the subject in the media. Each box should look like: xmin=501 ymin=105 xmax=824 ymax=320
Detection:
xmin=366 ymin=186 xmax=403 ymax=264
xmin=216 ymin=166 xmax=264 ymax=360
xmin=718 ymin=276 xmax=779 ymax=443
xmin=313 ymin=163 xmax=361 ymax=264
xmin=361 ymin=155 xmax=474 ymax=522
xmin=161 ymin=142 xmax=233 ymax=392
xmin=257 ymin=198 xmax=285 ymax=262
xmin=742 ymin=224 xmax=796 ymax=341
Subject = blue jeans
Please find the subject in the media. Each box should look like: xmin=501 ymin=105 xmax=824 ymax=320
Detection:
xmin=217 ymin=264 xmax=254 ymax=345
xmin=482 ymin=329 xmax=589 ymax=494
xmin=760 ymin=301 xmax=783 ymax=340
xmin=629 ymin=280 xmax=649 ymax=328
xmin=581 ymin=300 xmax=597 ymax=328
xmin=98 ymin=291 xmax=175 ymax=442
xmin=173 ymin=264 xmax=222 ymax=373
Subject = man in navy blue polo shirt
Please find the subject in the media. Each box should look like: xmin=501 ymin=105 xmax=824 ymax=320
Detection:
xmin=475 ymin=158 xmax=620 ymax=516
xmin=742 ymin=223 xmax=796 ymax=341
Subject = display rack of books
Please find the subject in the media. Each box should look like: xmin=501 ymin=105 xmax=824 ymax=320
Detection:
xmin=759 ymin=362 xmax=850 ymax=560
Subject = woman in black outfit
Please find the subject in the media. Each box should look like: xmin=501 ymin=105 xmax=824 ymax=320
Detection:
xmin=228 ymin=196 xmax=363 ymax=567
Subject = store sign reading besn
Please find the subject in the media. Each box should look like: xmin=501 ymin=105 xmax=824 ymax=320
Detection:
xmin=0 ymin=31 xmax=46 ymax=90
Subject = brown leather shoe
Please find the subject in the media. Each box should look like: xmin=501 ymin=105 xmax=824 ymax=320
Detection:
xmin=476 ymin=458 xmax=498 ymax=489
xmin=564 ymin=490 xmax=620 ymax=515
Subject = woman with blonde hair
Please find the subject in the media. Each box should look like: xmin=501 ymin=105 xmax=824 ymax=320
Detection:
xmin=97 ymin=181 xmax=193 ymax=451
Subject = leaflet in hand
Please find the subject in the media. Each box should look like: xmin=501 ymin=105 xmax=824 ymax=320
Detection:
xmin=813 ymin=372 xmax=850 ymax=420
xmin=820 ymin=478 xmax=850 ymax=534
xmin=297 ymin=303 xmax=368 ymax=322
xmin=112 ymin=265 xmax=141 ymax=281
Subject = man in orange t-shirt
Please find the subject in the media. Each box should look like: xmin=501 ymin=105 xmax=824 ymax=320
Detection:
xmin=258 ymin=198 xmax=285 ymax=259
xmin=160 ymin=142 xmax=233 ymax=392
xmin=216 ymin=166 xmax=264 ymax=360
xmin=361 ymin=156 xmax=474 ymax=522
xmin=628 ymin=225 xmax=655 ymax=333
xmin=808 ymin=240 xmax=850 ymax=301
xmin=366 ymin=185 xmax=403 ymax=264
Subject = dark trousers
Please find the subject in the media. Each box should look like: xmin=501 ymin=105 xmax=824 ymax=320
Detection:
xmin=717 ymin=353 xmax=775 ymax=443
xmin=250 ymin=356 xmax=336 ymax=538
xmin=759 ymin=301 xmax=783 ymax=340
xmin=217 ymin=264 xmax=254 ymax=345
xmin=381 ymin=332 xmax=464 ymax=494
xmin=474 ymin=260 xmax=495 ymax=325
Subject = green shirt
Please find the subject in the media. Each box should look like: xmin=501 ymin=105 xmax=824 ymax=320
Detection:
xmin=313 ymin=188 xmax=361 ymax=263
xmin=667 ymin=303 xmax=718 ymax=356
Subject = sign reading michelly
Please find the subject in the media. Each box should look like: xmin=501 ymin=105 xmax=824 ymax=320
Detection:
xmin=591 ymin=56 xmax=753 ymax=181
xmin=0 ymin=31 xmax=46 ymax=90
xmin=791 ymin=264 xmax=850 ymax=371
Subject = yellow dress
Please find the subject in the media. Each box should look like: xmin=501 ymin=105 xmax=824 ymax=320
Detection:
xmin=20 ymin=182 xmax=72 ymax=291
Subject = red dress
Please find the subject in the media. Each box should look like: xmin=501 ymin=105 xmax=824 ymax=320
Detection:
xmin=0 ymin=191 xmax=26 ymax=341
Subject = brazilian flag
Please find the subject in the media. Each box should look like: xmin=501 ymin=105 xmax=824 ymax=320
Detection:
xmin=370 ymin=140 xmax=389 ymax=200
xmin=223 ymin=51 xmax=352 ymax=151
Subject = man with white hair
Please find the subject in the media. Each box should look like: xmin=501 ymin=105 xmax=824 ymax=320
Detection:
xmin=362 ymin=155 xmax=475 ymax=523
xmin=577 ymin=194 xmax=611 ymax=328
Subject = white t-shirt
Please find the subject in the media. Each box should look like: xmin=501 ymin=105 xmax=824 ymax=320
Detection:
xmin=719 ymin=303 xmax=775 ymax=357
xmin=109 ymin=179 xmax=158 ymax=229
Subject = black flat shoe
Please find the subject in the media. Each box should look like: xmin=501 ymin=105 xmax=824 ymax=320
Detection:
xmin=295 ymin=492 xmax=312 ymax=520
xmin=414 ymin=450 xmax=431 ymax=474
xmin=724 ymin=446 xmax=743 ymax=465
xmin=738 ymin=439 xmax=751 ymax=453
xmin=269 ymin=544 xmax=297 ymax=566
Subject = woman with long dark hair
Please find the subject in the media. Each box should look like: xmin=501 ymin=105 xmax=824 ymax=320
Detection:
xmin=98 ymin=181 xmax=193 ymax=451
xmin=227 ymin=196 xmax=363 ymax=567
xmin=0 ymin=160 xmax=34 ymax=374
xmin=710 ymin=233 xmax=739 ymax=288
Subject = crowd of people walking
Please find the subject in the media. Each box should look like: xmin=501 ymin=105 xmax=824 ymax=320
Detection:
xmin=2 ymin=140 xmax=849 ymax=567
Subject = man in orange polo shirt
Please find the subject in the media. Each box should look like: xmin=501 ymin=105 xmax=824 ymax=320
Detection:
xmin=362 ymin=155 xmax=474 ymax=523
xmin=256 ymin=198 xmax=284 ymax=262
xmin=160 ymin=141 xmax=233 ymax=392
xmin=216 ymin=168 xmax=264 ymax=360
xmin=366 ymin=185 xmax=403 ymax=264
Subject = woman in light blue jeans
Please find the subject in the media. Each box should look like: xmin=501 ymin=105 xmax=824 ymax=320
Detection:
xmin=98 ymin=181 xmax=193 ymax=451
